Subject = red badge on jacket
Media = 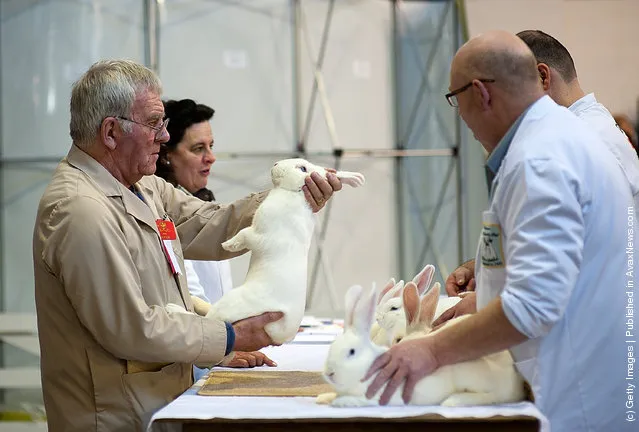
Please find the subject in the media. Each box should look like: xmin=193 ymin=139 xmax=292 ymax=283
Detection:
xmin=156 ymin=220 xmax=177 ymax=240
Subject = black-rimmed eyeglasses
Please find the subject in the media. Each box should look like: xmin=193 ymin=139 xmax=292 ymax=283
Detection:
xmin=116 ymin=116 xmax=169 ymax=140
xmin=445 ymin=79 xmax=495 ymax=107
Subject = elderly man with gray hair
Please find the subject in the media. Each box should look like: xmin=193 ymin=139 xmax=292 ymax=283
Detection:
xmin=32 ymin=60 xmax=342 ymax=431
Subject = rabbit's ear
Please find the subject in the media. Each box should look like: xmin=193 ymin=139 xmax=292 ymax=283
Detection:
xmin=391 ymin=280 xmax=405 ymax=299
xmin=380 ymin=280 xmax=404 ymax=305
xmin=352 ymin=284 xmax=377 ymax=335
xmin=377 ymin=278 xmax=396 ymax=305
xmin=335 ymin=171 xmax=365 ymax=188
xmin=402 ymin=282 xmax=420 ymax=328
xmin=419 ymin=282 xmax=441 ymax=326
xmin=413 ymin=264 xmax=435 ymax=295
xmin=344 ymin=285 xmax=364 ymax=329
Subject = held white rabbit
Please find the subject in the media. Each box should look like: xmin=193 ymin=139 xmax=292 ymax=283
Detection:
xmin=318 ymin=283 xmax=525 ymax=407
xmin=207 ymin=158 xmax=365 ymax=345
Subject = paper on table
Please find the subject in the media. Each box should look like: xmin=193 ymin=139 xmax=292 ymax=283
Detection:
xmin=147 ymin=396 xmax=549 ymax=431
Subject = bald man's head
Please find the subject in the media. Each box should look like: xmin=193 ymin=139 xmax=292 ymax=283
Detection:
xmin=450 ymin=31 xmax=544 ymax=152
xmin=452 ymin=30 xmax=540 ymax=96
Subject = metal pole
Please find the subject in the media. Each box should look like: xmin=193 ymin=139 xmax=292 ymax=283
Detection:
xmin=292 ymin=0 xmax=302 ymax=152
xmin=144 ymin=0 xmax=159 ymax=72
xmin=454 ymin=0 xmax=464 ymax=265
xmin=392 ymin=1 xmax=405 ymax=278
xmin=0 ymin=0 xmax=5 ymax=408
xmin=299 ymin=0 xmax=335 ymax=153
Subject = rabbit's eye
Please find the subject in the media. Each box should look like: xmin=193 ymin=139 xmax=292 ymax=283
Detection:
xmin=298 ymin=166 xmax=307 ymax=173
xmin=390 ymin=306 xmax=400 ymax=311
xmin=394 ymin=337 xmax=402 ymax=344
xmin=348 ymin=348 xmax=355 ymax=356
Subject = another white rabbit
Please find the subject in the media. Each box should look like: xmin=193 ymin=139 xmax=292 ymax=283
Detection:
xmin=318 ymin=283 xmax=525 ymax=407
xmin=207 ymin=158 xmax=365 ymax=345
xmin=372 ymin=264 xmax=458 ymax=346
xmin=400 ymin=281 xmax=444 ymax=341
xmin=370 ymin=278 xmax=405 ymax=346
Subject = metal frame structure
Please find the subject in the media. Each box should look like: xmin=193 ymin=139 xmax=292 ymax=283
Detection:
xmin=0 ymin=0 xmax=469 ymax=316
xmin=137 ymin=0 xmax=468 ymax=311
xmin=290 ymin=0 xmax=469 ymax=308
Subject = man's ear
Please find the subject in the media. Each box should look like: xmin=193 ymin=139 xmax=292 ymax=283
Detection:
xmin=472 ymin=79 xmax=491 ymax=110
xmin=538 ymin=63 xmax=551 ymax=91
xmin=100 ymin=117 xmax=119 ymax=151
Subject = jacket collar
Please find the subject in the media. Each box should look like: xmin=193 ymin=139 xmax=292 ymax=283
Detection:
xmin=67 ymin=145 xmax=159 ymax=233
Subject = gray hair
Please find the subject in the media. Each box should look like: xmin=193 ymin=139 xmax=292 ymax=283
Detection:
xmin=69 ymin=59 xmax=162 ymax=148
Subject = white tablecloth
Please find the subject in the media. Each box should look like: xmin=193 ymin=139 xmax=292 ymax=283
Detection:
xmin=147 ymin=342 xmax=549 ymax=431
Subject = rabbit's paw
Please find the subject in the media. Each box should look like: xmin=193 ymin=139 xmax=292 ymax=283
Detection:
xmin=331 ymin=395 xmax=377 ymax=408
xmin=222 ymin=237 xmax=244 ymax=252
xmin=316 ymin=392 xmax=337 ymax=405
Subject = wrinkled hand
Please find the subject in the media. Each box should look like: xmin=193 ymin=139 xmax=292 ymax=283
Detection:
xmin=431 ymin=292 xmax=477 ymax=329
xmin=303 ymin=169 xmax=342 ymax=213
xmin=444 ymin=260 xmax=476 ymax=296
xmin=363 ymin=337 xmax=439 ymax=405
xmin=221 ymin=351 xmax=277 ymax=368
xmin=232 ymin=312 xmax=284 ymax=352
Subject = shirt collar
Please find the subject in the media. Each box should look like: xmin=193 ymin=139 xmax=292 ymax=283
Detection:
xmin=67 ymin=144 xmax=124 ymax=197
xmin=486 ymin=106 xmax=529 ymax=175
xmin=567 ymin=93 xmax=596 ymax=115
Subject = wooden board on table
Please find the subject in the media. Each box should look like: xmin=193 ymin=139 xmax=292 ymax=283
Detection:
xmin=198 ymin=370 xmax=334 ymax=397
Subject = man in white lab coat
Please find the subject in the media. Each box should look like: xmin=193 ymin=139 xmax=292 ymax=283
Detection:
xmin=442 ymin=29 xmax=639 ymax=317
xmin=364 ymin=30 xmax=633 ymax=431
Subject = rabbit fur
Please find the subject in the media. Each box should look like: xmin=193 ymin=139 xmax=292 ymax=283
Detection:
xmin=318 ymin=283 xmax=525 ymax=407
xmin=371 ymin=265 xmax=462 ymax=346
xmin=207 ymin=158 xmax=365 ymax=344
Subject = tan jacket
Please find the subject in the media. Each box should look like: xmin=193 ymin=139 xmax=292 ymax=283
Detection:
xmin=33 ymin=145 xmax=266 ymax=431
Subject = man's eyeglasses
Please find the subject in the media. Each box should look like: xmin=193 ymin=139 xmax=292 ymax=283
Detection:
xmin=445 ymin=79 xmax=495 ymax=107
xmin=116 ymin=116 xmax=169 ymax=140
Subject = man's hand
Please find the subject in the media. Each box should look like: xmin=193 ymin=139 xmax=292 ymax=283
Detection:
xmin=303 ymin=169 xmax=342 ymax=213
xmin=362 ymin=337 xmax=439 ymax=405
xmin=431 ymin=292 xmax=477 ymax=329
xmin=221 ymin=351 xmax=277 ymax=368
xmin=231 ymin=312 xmax=284 ymax=352
xmin=444 ymin=260 xmax=476 ymax=296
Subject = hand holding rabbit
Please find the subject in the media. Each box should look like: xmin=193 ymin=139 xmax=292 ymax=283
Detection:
xmin=231 ymin=311 xmax=284 ymax=352
xmin=303 ymin=169 xmax=342 ymax=212
xmin=364 ymin=333 xmax=440 ymax=404
xmin=432 ymin=291 xmax=477 ymax=329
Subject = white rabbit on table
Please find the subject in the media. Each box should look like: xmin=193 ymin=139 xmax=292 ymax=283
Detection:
xmin=206 ymin=158 xmax=365 ymax=345
xmin=317 ymin=282 xmax=525 ymax=407
xmin=371 ymin=264 xmax=462 ymax=347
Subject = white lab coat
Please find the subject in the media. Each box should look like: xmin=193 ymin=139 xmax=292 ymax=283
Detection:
xmin=174 ymin=185 xmax=234 ymax=304
xmin=184 ymin=258 xmax=233 ymax=304
xmin=569 ymin=93 xmax=639 ymax=209
xmin=475 ymin=96 xmax=634 ymax=431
